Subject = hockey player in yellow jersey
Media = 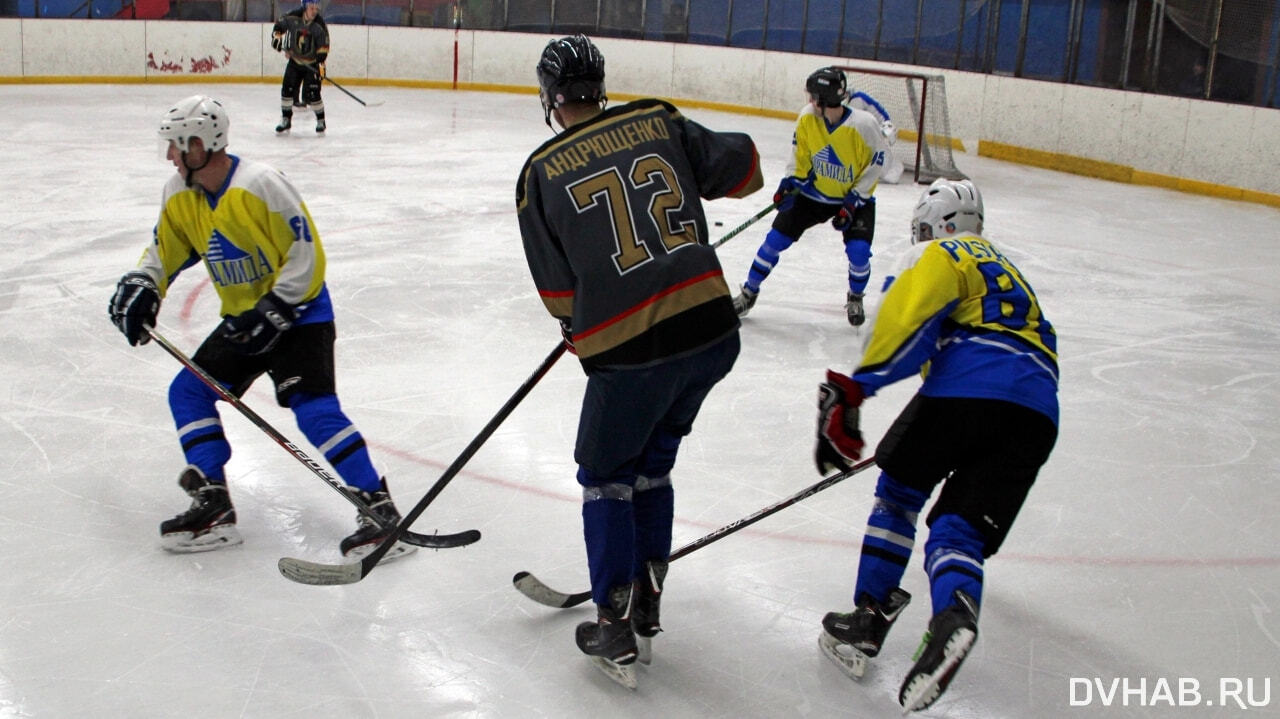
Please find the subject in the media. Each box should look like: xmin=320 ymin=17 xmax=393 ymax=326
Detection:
xmin=812 ymin=179 xmax=1058 ymax=712
xmin=108 ymin=95 xmax=414 ymax=561
xmin=732 ymin=66 xmax=889 ymax=326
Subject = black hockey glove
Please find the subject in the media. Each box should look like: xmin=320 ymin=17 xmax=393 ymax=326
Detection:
xmin=832 ymin=191 xmax=868 ymax=232
xmin=219 ymin=292 xmax=295 ymax=355
xmin=559 ymin=318 xmax=577 ymax=355
xmin=815 ymin=369 xmax=866 ymax=475
xmin=271 ymin=32 xmax=285 ymax=52
xmin=109 ymin=272 xmax=160 ymax=346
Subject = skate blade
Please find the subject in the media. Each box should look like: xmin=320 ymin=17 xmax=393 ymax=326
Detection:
xmin=818 ymin=631 xmax=869 ymax=679
xmin=161 ymin=525 xmax=243 ymax=553
xmin=900 ymin=627 xmax=976 ymax=713
xmin=587 ymin=656 xmax=637 ymax=690
xmin=343 ymin=541 xmax=417 ymax=565
xmin=636 ymin=636 xmax=652 ymax=666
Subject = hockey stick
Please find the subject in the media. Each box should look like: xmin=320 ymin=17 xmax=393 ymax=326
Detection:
xmin=306 ymin=66 xmax=384 ymax=107
xmin=709 ymin=199 xmax=781 ymax=250
xmin=146 ymin=328 xmax=479 ymax=550
xmin=512 ymin=456 xmax=877 ymax=608
xmin=278 ymin=342 xmax=570 ymax=585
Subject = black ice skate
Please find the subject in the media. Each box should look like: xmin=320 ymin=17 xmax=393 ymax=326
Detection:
xmin=846 ymin=291 xmax=865 ymax=327
xmin=732 ymin=284 xmax=758 ymax=317
xmin=898 ymin=590 xmax=979 ymax=712
xmin=159 ymin=465 xmax=242 ymax=553
xmin=339 ymin=478 xmax=416 ymax=564
xmin=818 ymin=587 xmax=911 ymax=679
xmin=632 ymin=560 xmax=668 ymax=665
xmin=315 ymin=117 xmax=326 ymax=133
xmin=576 ymin=583 xmax=639 ymax=689
xmin=275 ymin=115 xmax=292 ymax=133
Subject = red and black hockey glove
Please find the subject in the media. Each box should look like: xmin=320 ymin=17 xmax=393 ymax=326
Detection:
xmin=815 ymin=369 xmax=866 ymax=474
xmin=831 ymin=191 xmax=867 ymax=232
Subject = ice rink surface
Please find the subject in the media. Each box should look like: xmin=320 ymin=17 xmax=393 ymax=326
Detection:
xmin=1 ymin=82 xmax=1278 ymax=718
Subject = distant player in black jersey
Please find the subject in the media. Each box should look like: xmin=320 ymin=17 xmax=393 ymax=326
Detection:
xmin=516 ymin=34 xmax=763 ymax=689
xmin=271 ymin=0 xmax=328 ymax=134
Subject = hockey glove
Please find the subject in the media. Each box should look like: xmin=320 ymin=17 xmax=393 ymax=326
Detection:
xmin=832 ymin=192 xmax=868 ymax=232
xmin=815 ymin=369 xmax=866 ymax=474
xmin=317 ymin=63 xmax=326 ymax=80
xmin=773 ymin=176 xmax=805 ymax=212
xmin=219 ymin=292 xmax=296 ymax=356
xmin=271 ymin=32 xmax=285 ymax=52
xmin=109 ymin=272 xmax=160 ymax=346
xmin=559 ymin=318 xmax=577 ymax=355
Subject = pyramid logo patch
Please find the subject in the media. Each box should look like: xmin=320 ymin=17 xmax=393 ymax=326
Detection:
xmin=206 ymin=230 xmax=272 ymax=288
xmin=813 ymin=146 xmax=855 ymax=184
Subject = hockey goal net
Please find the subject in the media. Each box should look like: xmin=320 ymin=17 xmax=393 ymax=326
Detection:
xmin=834 ymin=65 xmax=967 ymax=184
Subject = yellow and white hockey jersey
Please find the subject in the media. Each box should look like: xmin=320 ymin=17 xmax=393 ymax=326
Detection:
xmin=787 ymin=103 xmax=887 ymax=203
xmin=853 ymin=232 xmax=1059 ymax=425
xmin=136 ymin=155 xmax=332 ymax=322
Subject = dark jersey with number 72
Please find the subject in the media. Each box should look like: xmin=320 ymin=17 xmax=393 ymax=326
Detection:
xmin=516 ymin=99 xmax=760 ymax=369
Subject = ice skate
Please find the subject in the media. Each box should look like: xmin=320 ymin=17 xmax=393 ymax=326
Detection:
xmin=160 ymin=465 xmax=242 ymax=553
xmin=315 ymin=117 xmax=326 ymax=133
xmin=340 ymin=478 xmax=417 ymax=564
xmin=818 ymin=587 xmax=911 ymax=679
xmin=845 ymin=291 xmax=865 ymax=326
xmin=576 ymin=584 xmax=638 ymax=689
xmin=732 ymin=284 xmax=758 ymax=317
xmin=632 ymin=560 xmax=667 ymax=665
xmin=899 ymin=590 xmax=978 ymax=712
xmin=274 ymin=115 xmax=292 ymax=133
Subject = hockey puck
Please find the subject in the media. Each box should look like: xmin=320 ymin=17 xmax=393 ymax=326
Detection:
xmin=714 ymin=221 xmax=724 ymax=226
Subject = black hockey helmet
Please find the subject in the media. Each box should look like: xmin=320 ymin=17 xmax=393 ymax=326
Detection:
xmin=806 ymin=66 xmax=848 ymax=108
xmin=537 ymin=34 xmax=606 ymax=126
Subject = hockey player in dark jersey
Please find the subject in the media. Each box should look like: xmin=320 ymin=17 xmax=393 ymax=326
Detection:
xmin=108 ymin=95 xmax=415 ymax=562
xmin=811 ymin=179 xmax=1059 ymax=712
xmin=271 ymin=0 xmax=328 ymax=133
xmin=516 ymin=34 xmax=763 ymax=689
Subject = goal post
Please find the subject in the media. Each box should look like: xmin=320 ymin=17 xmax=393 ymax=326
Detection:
xmin=834 ymin=65 xmax=968 ymax=184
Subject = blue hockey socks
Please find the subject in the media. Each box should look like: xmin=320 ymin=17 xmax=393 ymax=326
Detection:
xmin=745 ymin=230 xmax=796 ymax=293
xmin=924 ymin=514 xmax=986 ymax=615
xmin=854 ymin=473 xmax=928 ymax=604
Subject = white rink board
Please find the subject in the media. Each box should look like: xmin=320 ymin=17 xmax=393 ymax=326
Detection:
xmin=4 ymin=18 xmax=1280 ymax=195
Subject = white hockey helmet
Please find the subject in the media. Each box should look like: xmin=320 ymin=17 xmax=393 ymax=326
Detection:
xmin=158 ymin=95 xmax=229 ymax=153
xmin=911 ymin=178 xmax=983 ymax=244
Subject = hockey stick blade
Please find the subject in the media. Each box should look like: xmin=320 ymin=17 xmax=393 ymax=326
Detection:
xmin=400 ymin=528 xmax=481 ymax=549
xmin=512 ymin=570 xmax=591 ymax=608
xmin=278 ymin=343 xmax=568 ymax=586
xmin=512 ymin=457 xmax=877 ymax=608
xmin=278 ymin=555 xmax=363 ymax=585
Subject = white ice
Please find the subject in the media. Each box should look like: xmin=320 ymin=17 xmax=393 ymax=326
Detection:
xmin=1 ymin=83 xmax=1278 ymax=718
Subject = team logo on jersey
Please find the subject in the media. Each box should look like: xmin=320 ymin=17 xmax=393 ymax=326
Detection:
xmin=812 ymin=146 xmax=855 ymax=184
xmin=205 ymin=230 xmax=272 ymax=288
